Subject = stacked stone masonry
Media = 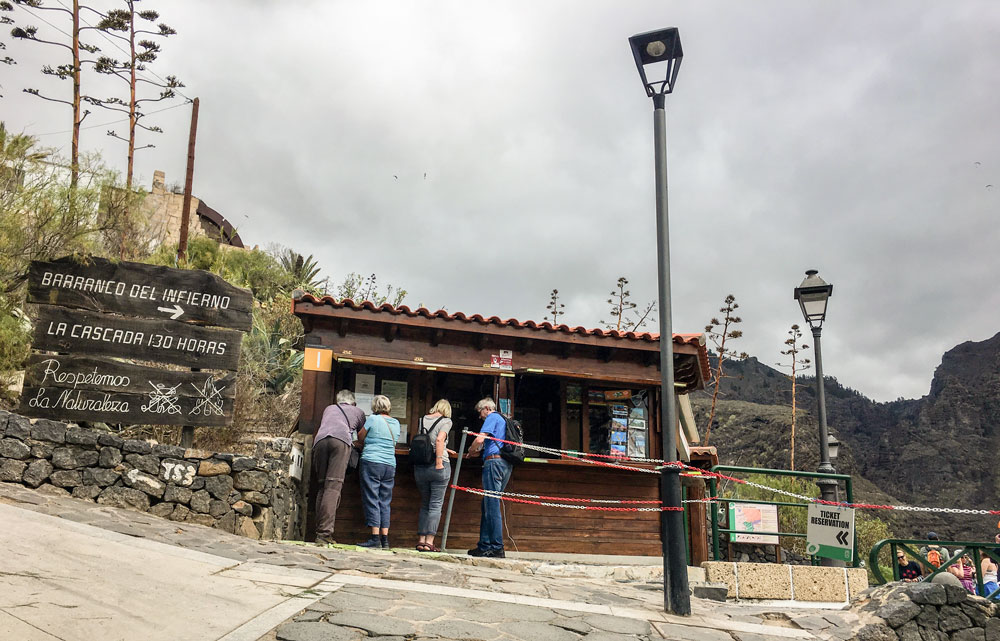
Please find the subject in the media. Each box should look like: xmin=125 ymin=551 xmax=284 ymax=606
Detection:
xmin=854 ymin=582 xmax=1000 ymax=641
xmin=0 ymin=410 xmax=300 ymax=541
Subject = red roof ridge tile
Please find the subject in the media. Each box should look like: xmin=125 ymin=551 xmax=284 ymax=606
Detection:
xmin=295 ymin=294 xmax=706 ymax=346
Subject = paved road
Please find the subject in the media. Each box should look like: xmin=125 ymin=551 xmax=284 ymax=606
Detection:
xmin=0 ymin=483 xmax=861 ymax=640
xmin=0 ymin=503 xmax=322 ymax=640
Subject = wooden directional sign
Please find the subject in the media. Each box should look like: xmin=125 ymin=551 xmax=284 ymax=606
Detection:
xmin=23 ymin=354 xmax=237 ymax=399
xmin=19 ymin=354 xmax=236 ymax=426
xmin=20 ymin=388 xmax=234 ymax=427
xmin=28 ymin=257 xmax=253 ymax=331
xmin=30 ymin=305 xmax=243 ymax=371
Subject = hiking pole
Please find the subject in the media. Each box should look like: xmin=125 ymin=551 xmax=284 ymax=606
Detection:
xmin=440 ymin=428 xmax=468 ymax=553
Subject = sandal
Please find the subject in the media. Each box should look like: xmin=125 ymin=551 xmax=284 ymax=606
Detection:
xmin=416 ymin=543 xmax=431 ymax=551
xmin=425 ymin=544 xmax=441 ymax=552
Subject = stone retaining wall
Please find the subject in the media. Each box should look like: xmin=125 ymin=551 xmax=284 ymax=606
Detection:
xmin=0 ymin=410 xmax=301 ymax=541
xmin=853 ymin=581 xmax=1000 ymax=641
xmin=720 ymin=541 xmax=812 ymax=565
xmin=703 ymin=560 xmax=869 ymax=602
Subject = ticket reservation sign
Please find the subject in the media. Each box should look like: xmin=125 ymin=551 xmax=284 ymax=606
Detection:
xmin=19 ymin=257 xmax=251 ymax=427
xmin=805 ymin=503 xmax=856 ymax=562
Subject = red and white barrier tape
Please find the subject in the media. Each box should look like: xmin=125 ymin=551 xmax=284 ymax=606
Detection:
xmin=450 ymin=485 xmax=685 ymax=512
xmin=461 ymin=431 xmax=1000 ymax=516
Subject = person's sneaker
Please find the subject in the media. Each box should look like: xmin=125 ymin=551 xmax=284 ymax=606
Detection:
xmin=468 ymin=547 xmax=487 ymax=557
xmin=357 ymin=535 xmax=382 ymax=548
xmin=380 ymin=535 xmax=390 ymax=549
xmin=315 ymin=535 xmax=336 ymax=546
xmin=484 ymin=549 xmax=505 ymax=558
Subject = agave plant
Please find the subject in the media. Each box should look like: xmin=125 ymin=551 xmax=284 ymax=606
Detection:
xmin=243 ymin=306 xmax=303 ymax=395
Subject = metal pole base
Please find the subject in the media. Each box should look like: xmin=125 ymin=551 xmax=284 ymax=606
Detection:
xmin=661 ymin=466 xmax=691 ymax=615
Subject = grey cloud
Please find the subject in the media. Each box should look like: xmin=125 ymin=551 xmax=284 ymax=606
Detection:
xmin=4 ymin=0 xmax=999 ymax=401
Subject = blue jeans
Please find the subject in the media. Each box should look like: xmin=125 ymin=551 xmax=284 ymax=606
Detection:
xmin=359 ymin=460 xmax=395 ymax=528
xmin=478 ymin=458 xmax=512 ymax=551
xmin=414 ymin=462 xmax=451 ymax=536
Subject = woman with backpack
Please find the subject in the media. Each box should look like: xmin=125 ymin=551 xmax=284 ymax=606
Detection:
xmin=411 ymin=399 xmax=453 ymax=552
xmin=356 ymin=394 xmax=401 ymax=549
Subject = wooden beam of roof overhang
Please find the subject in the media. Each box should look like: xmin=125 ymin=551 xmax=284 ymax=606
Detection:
xmin=293 ymin=298 xmax=709 ymax=392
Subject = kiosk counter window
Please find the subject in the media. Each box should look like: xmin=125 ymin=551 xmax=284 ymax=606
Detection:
xmin=513 ymin=375 xmax=653 ymax=460
xmin=332 ymin=364 xmax=655 ymax=459
xmin=335 ymin=362 xmax=498 ymax=448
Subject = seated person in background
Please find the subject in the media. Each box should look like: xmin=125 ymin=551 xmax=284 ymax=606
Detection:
xmin=919 ymin=532 xmax=951 ymax=568
xmin=980 ymin=550 xmax=999 ymax=597
xmin=950 ymin=554 xmax=978 ymax=594
xmin=897 ymin=552 xmax=922 ymax=582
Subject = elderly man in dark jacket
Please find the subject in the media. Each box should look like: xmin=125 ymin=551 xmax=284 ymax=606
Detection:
xmin=313 ymin=389 xmax=366 ymax=544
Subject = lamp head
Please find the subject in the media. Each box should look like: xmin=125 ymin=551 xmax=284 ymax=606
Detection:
xmin=827 ymin=434 xmax=840 ymax=460
xmin=794 ymin=269 xmax=833 ymax=329
xmin=628 ymin=27 xmax=683 ymax=98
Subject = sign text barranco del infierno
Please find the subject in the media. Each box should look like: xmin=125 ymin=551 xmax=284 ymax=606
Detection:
xmin=28 ymin=256 xmax=253 ymax=331
xmin=19 ymin=256 xmax=252 ymax=427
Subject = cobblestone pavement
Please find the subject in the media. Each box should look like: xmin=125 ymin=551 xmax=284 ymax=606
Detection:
xmin=0 ymin=483 xmax=864 ymax=640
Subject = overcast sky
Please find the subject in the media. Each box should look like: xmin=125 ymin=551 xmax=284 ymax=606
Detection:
xmin=4 ymin=1 xmax=999 ymax=402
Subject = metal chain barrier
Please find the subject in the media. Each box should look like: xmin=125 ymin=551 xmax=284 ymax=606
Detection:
xmin=464 ymin=430 xmax=757 ymax=482
xmin=462 ymin=430 xmax=1000 ymax=516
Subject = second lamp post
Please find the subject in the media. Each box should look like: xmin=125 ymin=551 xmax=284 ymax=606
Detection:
xmin=793 ymin=269 xmax=841 ymax=566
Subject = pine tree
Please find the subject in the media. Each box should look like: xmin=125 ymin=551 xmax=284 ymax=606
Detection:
xmin=10 ymin=0 xmax=105 ymax=188
xmin=545 ymin=288 xmax=565 ymax=324
xmin=603 ymin=277 xmax=636 ymax=332
xmin=776 ymin=324 xmax=810 ymax=470
xmin=702 ymin=294 xmax=748 ymax=445
xmin=0 ymin=2 xmax=16 ymax=72
xmin=92 ymin=1 xmax=181 ymax=193
xmin=600 ymin=276 xmax=656 ymax=332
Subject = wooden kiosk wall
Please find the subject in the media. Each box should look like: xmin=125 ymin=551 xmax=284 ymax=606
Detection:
xmin=331 ymin=457 xmax=662 ymax=555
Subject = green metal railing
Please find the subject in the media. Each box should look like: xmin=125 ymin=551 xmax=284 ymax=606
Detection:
xmin=869 ymin=539 xmax=1000 ymax=599
xmin=708 ymin=465 xmax=857 ymax=567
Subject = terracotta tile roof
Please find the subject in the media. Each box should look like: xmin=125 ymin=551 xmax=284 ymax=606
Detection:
xmin=295 ymin=295 xmax=709 ymax=378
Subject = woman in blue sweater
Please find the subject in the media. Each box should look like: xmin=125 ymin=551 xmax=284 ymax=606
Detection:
xmin=357 ymin=394 xmax=401 ymax=549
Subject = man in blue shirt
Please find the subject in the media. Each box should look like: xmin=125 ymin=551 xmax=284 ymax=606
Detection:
xmin=467 ymin=397 xmax=512 ymax=558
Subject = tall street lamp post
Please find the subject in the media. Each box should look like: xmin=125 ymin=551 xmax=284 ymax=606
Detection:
xmin=793 ymin=269 xmax=840 ymax=566
xmin=628 ymin=27 xmax=689 ymax=615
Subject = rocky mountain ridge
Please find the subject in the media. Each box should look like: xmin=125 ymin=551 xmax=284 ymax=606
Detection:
xmin=692 ymin=331 xmax=1000 ymax=541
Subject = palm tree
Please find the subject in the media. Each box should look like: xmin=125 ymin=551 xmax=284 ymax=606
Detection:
xmin=0 ymin=123 xmax=47 ymax=164
xmin=278 ymin=249 xmax=323 ymax=291
xmin=0 ymin=122 xmax=47 ymax=206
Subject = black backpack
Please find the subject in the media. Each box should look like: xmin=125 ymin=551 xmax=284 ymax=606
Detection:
xmin=409 ymin=417 xmax=444 ymax=465
xmin=499 ymin=415 xmax=525 ymax=465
